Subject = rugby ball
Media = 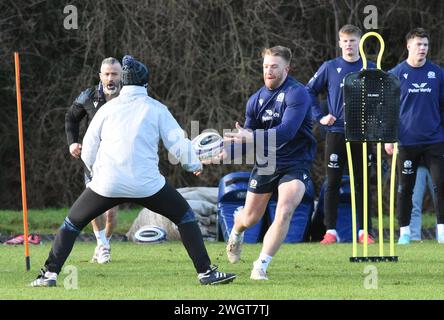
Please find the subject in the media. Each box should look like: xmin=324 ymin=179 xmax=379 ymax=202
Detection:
xmin=192 ymin=131 xmax=224 ymax=161
xmin=134 ymin=225 xmax=167 ymax=244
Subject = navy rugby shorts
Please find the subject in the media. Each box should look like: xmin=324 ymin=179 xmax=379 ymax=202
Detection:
xmin=247 ymin=165 xmax=311 ymax=194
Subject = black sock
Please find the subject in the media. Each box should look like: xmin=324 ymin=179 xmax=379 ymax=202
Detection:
xmin=44 ymin=227 xmax=79 ymax=274
xmin=178 ymin=221 xmax=211 ymax=274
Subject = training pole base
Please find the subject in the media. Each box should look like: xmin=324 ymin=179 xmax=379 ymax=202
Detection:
xmin=349 ymin=256 xmax=398 ymax=263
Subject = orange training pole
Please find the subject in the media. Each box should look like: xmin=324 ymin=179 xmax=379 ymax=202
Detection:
xmin=14 ymin=52 xmax=30 ymax=271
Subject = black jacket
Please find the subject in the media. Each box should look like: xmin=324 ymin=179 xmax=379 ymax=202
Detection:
xmin=65 ymin=85 xmax=107 ymax=146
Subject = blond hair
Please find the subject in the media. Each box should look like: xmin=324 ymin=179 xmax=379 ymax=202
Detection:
xmin=338 ymin=24 xmax=362 ymax=37
xmin=261 ymin=46 xmax=292 ymax=64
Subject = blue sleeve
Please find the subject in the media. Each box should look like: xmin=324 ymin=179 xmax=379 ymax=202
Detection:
xmin=244 ymin=96 xmax=260 ymax=130
xmin=306 ymin=62 xmax=328 ymax=122
xmin=253 ymin=86 xmax=310 ymax=147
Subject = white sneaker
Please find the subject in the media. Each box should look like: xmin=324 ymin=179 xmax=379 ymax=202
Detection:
xmin=29 ymin=269 xmax=57 ymax=287
xmin=250 ymin=267 xmax=268 ymax=280
xmin=97 ymin=245 xmax=111 ymax=264
xmin=90 ymin=245 xmax=100 ymax=263
xmin=226 ymin=233 xmax=243 ymax=264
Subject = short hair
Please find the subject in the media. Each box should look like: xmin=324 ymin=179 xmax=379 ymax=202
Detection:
xmin=101 ymin=57 xmax=121 ymax=66
xmin=261 ymin=46 xmax=292 ymax=64
xmin=339 ymin=24 xmax=362 ymax=37
xmin=405 ymin=28 xmax=429 ymax=42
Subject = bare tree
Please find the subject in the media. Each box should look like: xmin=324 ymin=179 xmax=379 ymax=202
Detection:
xmin=0 ymin=0 xmax=443 ymax=208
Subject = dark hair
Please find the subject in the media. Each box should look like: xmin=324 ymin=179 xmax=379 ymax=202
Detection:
xmin=405 ymin=28 xmax=429 ymax=42
xmin=339 ymin=24 xmax=362 ymax=37
xmin=261 ymin=46 xmax=292 ymax=64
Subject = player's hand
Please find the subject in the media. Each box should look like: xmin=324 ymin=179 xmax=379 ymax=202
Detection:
xmin=320 ymin=114 xmax=337 ymax=126
xmin=384 ymin=143 xmax=394 ymax=155
xmin=224 ymin=122 xmax=253 ymax=144
xmin=69 ymin=143 xmax=82 ymax=159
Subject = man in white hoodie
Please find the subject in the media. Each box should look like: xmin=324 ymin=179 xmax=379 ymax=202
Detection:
xmin=30 ymin=55 xmax=235 ymax=287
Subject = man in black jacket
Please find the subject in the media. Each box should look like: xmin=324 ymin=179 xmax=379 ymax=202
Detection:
xmin=65 ymin=57 xmax=121 ymax=264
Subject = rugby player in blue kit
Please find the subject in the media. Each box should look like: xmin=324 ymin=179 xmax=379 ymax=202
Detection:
xmin=385 ymin=28 xmax=444 ymax=245
xmin=306 ymin=25 xmax=376 ymax=245
xmin=221 ymin=46 xmax=316 ymax=280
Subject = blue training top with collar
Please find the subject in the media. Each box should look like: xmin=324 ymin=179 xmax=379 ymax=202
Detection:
xmin=306 ymin=57 xmax=376 ymax=133
xmin=389 ymin=60 xmax=444 ymax=146
xmin=243 ymin=75 xmax=316 ymax=170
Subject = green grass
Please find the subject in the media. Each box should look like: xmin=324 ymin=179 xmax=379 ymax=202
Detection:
xmin=0 ymin=207 xmax=142 ymax=236
xmin=372 ymin=211 xmax=437 ymax=231
xmin=1 ymin=241 xmax=444 ymax=299
xmin=0 ymin=208 xmax=439 ymax=236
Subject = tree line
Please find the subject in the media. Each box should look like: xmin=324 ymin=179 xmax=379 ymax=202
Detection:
xmin=1 ymin=0 xmax=443 ymax=209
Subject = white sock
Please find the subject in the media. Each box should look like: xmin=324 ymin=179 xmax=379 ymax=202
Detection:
xmin=94 ymin=229 xmax=108 ymax=246
xmin=44 ymin=271 xmax=57 ymax=280
xmin=400 ymin=226 xmax=410 ymax=237
xmin=437 ymin=224 xmax=444 ymax=235
xmin=326 ymin=229 xmax=337 ymax=237
xmin=230 ymin=228 xmax=244 ymax=241
xmin=254 ymin=252 xmax=273 ymax=272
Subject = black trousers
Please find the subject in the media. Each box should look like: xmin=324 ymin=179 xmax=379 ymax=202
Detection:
xmin=397 ymin=142 xmax=444 ymax=227
xmin=323 ymin=132 xmax=373 ymax=231
xmin=44 ymin=182 xmax=211 ymax=274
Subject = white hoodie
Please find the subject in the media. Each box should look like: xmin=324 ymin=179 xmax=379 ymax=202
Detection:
xmin=81 ymin=85 xmax=201 ymax=198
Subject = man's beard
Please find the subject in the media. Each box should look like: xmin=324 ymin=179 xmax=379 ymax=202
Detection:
xmin=265 ymin=76 xmax=282 ymax=90
xmin=103 ymin=82 xmax=120 ymax=95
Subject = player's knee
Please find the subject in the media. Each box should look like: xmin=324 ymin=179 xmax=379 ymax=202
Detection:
xmin=106 ymin=211 xmax=117 ymax=223
xmin=106 ymin=207 xmax=118 ymax=217
xmin=61 ymin=217 xmax=81 ymax=234
xmin=177 ymin=208 xmax=197 ymax=226
xmin=274 ymin=207 xmax=294 ymax=223
xmin=243 ymin=214 xmax=262 ymax=228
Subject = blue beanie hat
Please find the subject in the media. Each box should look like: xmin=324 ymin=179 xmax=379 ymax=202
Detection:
xmin=121 ymin=55 xmax=149 ymax=86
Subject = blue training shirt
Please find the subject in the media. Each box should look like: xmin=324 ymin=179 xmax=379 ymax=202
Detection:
xmin=242 ymin=75 xmax=316 ymax=170
xmin=389 ymin=60 xmax=444 ymax=146
xmin=306 ymin=57 xmax=376 ymax=133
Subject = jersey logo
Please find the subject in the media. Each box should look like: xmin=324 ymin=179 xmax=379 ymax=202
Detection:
xmin=412 ymin=83 xmax=427 ymax=88
xmin=336 ymin=68 xmax=342 ymax=74
xmin=259 ymin=98 xmax=264 ymax=106
xmin=402 ymin=160 xmax=414 ymax=175
xmin=403 ymin=73 xmax=408 ymax=79
xmin=276 ymin=92 xmax=285 ymax=102
xmin=409 ymin=83 xmax=431 ymax=93
xmin=93 ymin=101 xmax=99 ymax=108
xmin=262 ymin=110 xmax=273 ymax=122
xmin=428 ymin=71 xmax=436 ymax=79
xmin=328 ymin=153 xmax=340 ymax=169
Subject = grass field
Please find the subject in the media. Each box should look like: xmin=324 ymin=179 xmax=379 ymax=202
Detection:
xmin=1 ymin=240 xmax=444 ymax=300
xmin=0 ymin=208 xmax=141 ymax=235
xmin=0 ymin=208 xmax=439 ymax=236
